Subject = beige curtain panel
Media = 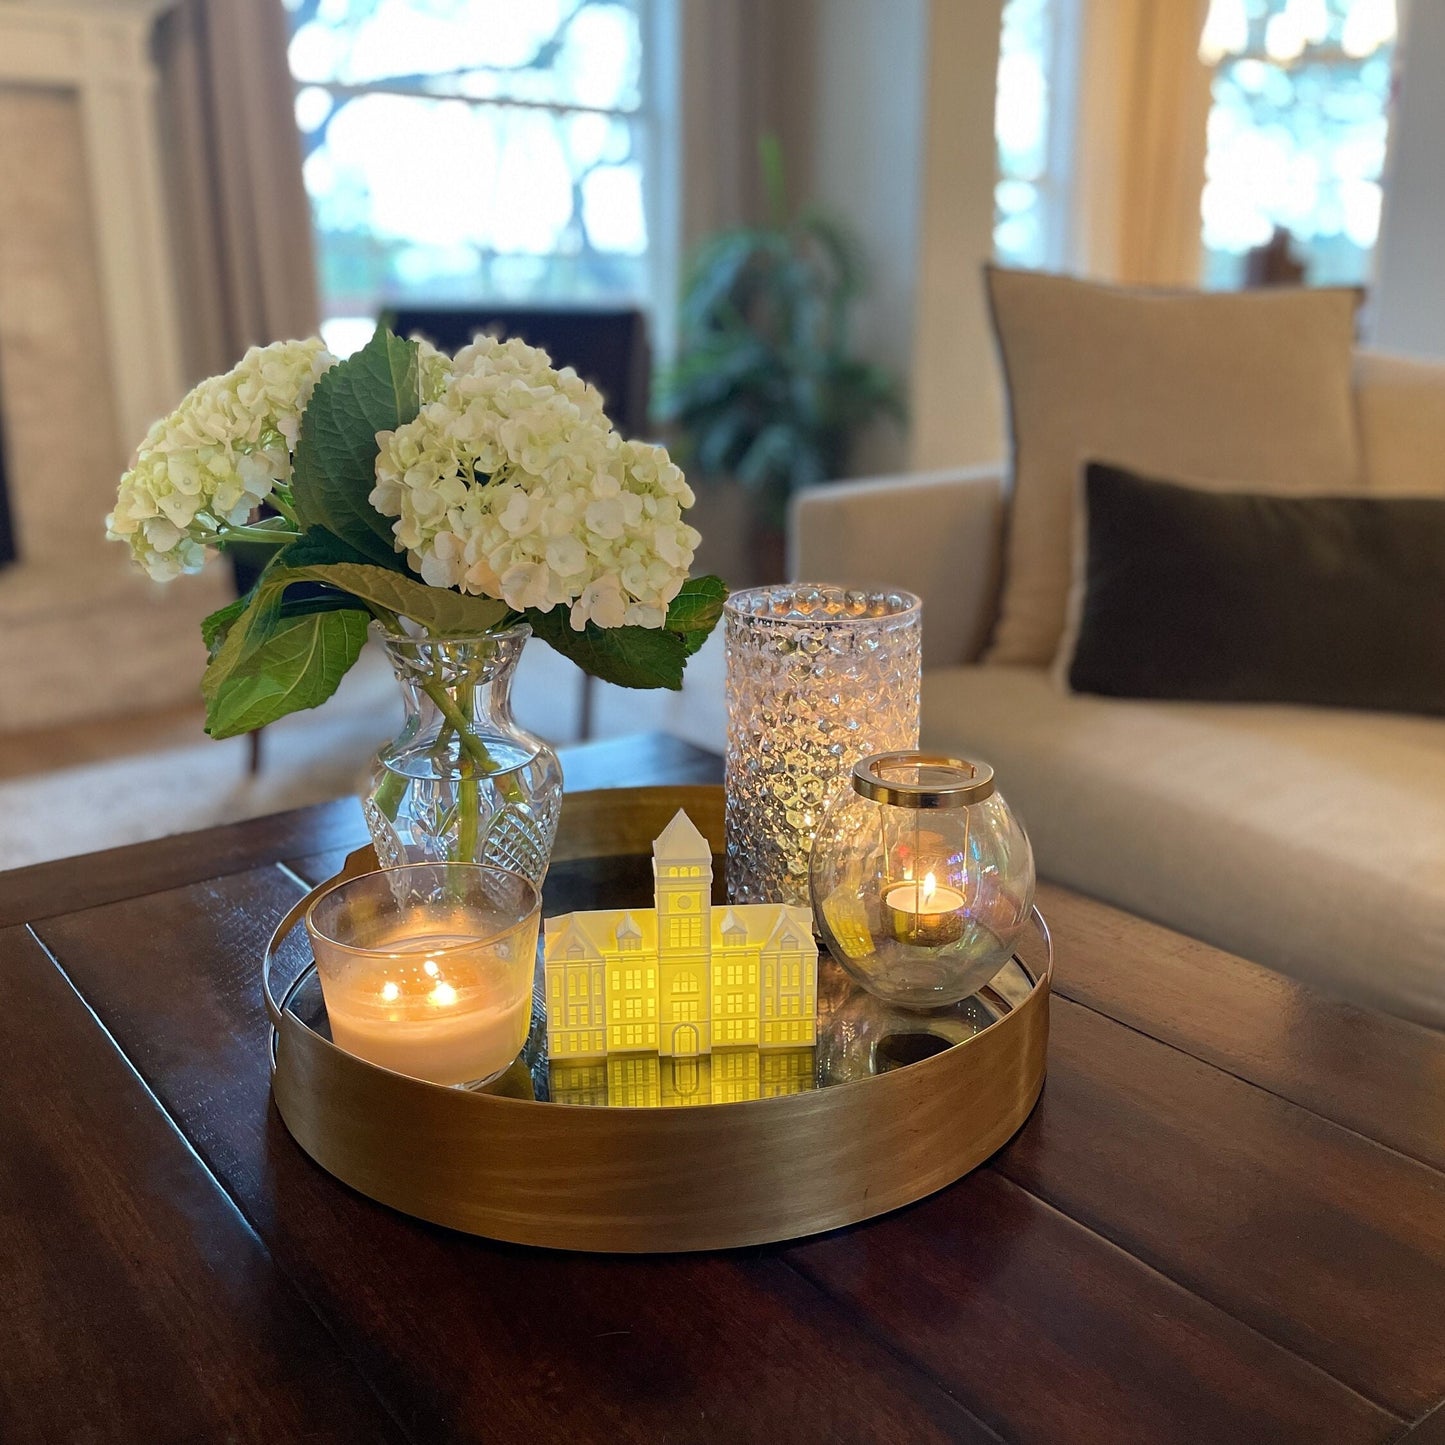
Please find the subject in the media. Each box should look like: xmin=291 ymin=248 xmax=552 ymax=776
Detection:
xmin=1074 ymin=0 xmax=1214 ymax=287
xmin=154 ymin=0 xmax=321 ymax=386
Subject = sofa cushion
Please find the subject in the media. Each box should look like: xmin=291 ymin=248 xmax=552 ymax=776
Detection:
xmin=1355 ymin=350 xmax=1445 ymax=496
xmin=1059 ymin=462 xmax=1445 ymax=716
xmin=984 ymin=268 xmax=1363 ymax=667
xmin=921 ymin=665 xmax=1445 ymax=1026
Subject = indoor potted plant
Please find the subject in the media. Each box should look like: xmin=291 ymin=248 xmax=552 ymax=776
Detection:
xmin=655 ymin=141 xmax=904 ymax=580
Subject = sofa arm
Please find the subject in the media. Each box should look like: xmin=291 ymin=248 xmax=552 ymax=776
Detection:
xmin=789 ymin=464 xmax=1006 ymax=666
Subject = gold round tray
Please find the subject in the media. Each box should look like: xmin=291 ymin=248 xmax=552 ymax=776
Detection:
xmin=264 ymin=785 xmax=1050 ymax=1252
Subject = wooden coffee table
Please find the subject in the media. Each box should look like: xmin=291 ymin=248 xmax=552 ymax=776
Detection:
xmin=2 ymin=731 xmax=1443 ymax=1444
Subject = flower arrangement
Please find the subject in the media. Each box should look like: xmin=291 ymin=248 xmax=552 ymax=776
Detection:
xmin=106 ymin=327 xmax=725 ymax=748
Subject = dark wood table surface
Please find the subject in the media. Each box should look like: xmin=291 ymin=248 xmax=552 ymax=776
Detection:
xmin=3 ymin=730 xmax=1443 ymax=1445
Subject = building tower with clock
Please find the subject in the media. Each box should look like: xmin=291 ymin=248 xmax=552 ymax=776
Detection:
xmin=544 ymin=810 xmax=818 ymax=1066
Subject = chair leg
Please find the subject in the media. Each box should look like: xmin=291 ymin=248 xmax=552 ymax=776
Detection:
xmin=577 ymin=673 xmax=596 ymax=742
xmin=247 ymin=728 xmax=263 ymax=776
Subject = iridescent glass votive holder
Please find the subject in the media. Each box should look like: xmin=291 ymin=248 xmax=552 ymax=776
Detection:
xmin=810 ymin=752 xmax=1035 ymax=1007
xmin=724 ymin=584 xmax=922 ymax=906
xmin=305 ymin=863 xmax=540 ymax=1088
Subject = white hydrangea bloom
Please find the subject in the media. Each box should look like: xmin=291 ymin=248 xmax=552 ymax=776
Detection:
xmin=106 ymin=338 xmax=334 ymax=580
xmin=372 ymin=335 xmax=700 ymax=630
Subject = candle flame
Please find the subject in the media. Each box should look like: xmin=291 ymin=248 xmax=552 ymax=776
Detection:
xmin=430 ymin=981 xmax=458 ymax=1008
xmin=380 ymin=981 xmax=400 ymax=1004
xmin=922 ymin=872 xmax=937 ymax=905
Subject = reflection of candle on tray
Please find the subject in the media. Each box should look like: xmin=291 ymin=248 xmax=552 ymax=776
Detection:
xmin=320 ymin=925 xmax=531 ymax=1087
xmin=884 ymin=872 xmax=966 ymax=946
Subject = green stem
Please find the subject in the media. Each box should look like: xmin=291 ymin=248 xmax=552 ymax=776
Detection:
xmin=456 ymin=690 xmax=480 ymax=865
xmin=371 ymin=765 xmax=409 ymax=824
xmin=417 ymin=676 xmax=526 ymax=808
xmin=268 ymin=491 xmax=301 ymax=527
xmin=213 ymin=522 xmax=303 ymax=546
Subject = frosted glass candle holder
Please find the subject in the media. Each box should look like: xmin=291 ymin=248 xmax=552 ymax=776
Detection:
xmin=724 ymin=584 xmax=922 ymax=906
xmin=305 ymin=863 xmax=540 ymax=1088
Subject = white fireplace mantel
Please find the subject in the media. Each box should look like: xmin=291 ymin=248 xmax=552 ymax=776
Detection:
xmin=0 ymin=0 xmax=183 ymax=460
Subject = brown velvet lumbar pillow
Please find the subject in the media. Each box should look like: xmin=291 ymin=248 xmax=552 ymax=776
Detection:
xmin=1061 ymin=461 xmax=1445 ymax=717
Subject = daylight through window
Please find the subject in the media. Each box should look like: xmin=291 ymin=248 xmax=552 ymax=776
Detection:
xmin=284 ymin=0 xmax=658 ymax=356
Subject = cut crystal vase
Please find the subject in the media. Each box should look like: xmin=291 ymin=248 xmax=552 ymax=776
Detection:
xmin=362 ymin=626 xmax=563 ymax=888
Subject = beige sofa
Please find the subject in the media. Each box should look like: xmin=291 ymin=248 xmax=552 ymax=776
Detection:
xmin=792 ymin=351 xmax=1445 ymax=1028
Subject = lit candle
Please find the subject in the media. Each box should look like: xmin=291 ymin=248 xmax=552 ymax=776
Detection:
xmin=321 ymin=923 xmax=532 ymax=1087
xmin=306 ymin=863 xmax=539 ymax=1088
xmin=883 ymin=871 xmax=966 ymax=946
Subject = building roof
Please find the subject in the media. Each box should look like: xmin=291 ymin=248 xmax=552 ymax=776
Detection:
xmin=543 ymin=902 xmax=816 ymax=963
xmin=652 ymin=808 xmax=711 ymax=866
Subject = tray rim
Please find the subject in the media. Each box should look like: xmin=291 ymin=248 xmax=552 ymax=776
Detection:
xmin=264 ymin=782 xmax=1051 ymax=1250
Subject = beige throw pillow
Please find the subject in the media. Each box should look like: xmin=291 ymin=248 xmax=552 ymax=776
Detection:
xmin=984 ymin=267 xmax=1363 ymax=667
xmin=1354 ymin=350 xmax=1445 ymax=497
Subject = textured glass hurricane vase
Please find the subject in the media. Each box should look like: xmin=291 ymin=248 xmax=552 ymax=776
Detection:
xmin=724 ymin=585 xmax=922 ymax=906
xmin=362 ymin=627 xmax=563 ymax=888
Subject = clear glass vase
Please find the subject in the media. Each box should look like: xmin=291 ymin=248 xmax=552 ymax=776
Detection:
xmin=362 ymin=627 xmax=563 ymax=888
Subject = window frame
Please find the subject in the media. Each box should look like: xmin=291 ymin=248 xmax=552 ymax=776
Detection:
xmin=285 ymin=0 xmax=678 ymax=339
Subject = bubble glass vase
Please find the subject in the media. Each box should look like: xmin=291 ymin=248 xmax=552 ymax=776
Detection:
xmin=724 ymin=584 xmax=922 ymax=907
xmin=362 ymin=627 xmax=563 ymax=888
xmin=810 ymin=752 xmax=1036 ymax=1007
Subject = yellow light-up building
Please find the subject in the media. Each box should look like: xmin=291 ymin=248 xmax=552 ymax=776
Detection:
xmin=544 ymin=810 xmax=818 ymax=1062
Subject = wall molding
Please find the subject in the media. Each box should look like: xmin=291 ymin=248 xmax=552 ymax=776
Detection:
xmin=0 ymin=0 xmax=183 ymax=461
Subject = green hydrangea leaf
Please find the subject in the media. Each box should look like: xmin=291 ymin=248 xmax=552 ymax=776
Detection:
xmin=666 ymin=575 xmax=727 ymax=655
xmin=274 ymin=525 xmax=403 ymax=572
xmin=286 ymin=562 xmax=511 ymax=635
xmin=204 ymin=609 xmax=370 ymax=739
xmin=290 ymin=327 xmax=417 ymax=568
xmin=200 ymin=595 xmax=249 ymax=659
xmin=525 ymin=607 xmax=690 ymax=690
xmin=201 ymin=574 xmax=292 ymax=706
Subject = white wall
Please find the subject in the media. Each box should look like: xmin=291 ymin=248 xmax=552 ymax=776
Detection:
xmin=1372 ymin=0 xmax=1445 ymax=359
xmin=772 ymin=0 xmax=930 ymax=476
xmin=776 ymin=0 xmax=1006 ymax=475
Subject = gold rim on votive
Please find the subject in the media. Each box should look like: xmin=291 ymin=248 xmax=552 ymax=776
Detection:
xmin=852 ymin=752 xmax=997 ymax=809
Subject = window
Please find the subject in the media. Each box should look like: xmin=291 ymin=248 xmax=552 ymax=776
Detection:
xmin=994 ymin=0 xmax=1078 ymax=268
xmin=1198 ymin=0 xmax=1396 ymax=288
xmin=285 ymin=0 xmax=665 ymax=355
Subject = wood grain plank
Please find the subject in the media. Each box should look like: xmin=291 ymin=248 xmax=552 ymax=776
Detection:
xmin=994 ymin=996 xmax=1445 ymax=1417
xmin=30 ymin=867 xmax=994 ymax=1445
xmin=0 ymin=797 xmax=366 ymax=931
xmin=1400 ymin=1399 xmax=1445 ymax=1442
xmin=786 ymin=1169 xmax=1395 ymax=1445
xmin=0 ymin=925 xmax=406 ymax=1445
xmin=1038 ymin=881 xmax=1445 ymax=1172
